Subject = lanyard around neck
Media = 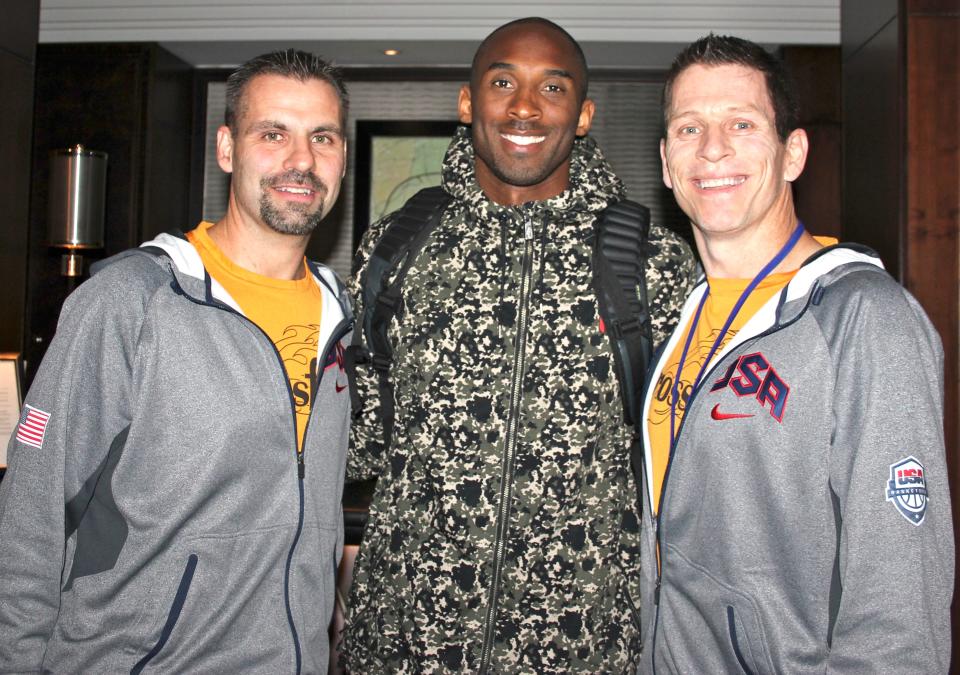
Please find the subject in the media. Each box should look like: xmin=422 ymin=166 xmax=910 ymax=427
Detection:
xmin=668 ymin=221 xmax=805 ymax=448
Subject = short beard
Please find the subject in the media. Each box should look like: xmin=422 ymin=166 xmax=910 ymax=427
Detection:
xmin=258 ymin=170 xmax=328 ymax=236
xmin=484 ymin=161 xmax=555 ymax=188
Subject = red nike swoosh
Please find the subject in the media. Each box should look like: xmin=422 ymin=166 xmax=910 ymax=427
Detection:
xmin=711 ymin=403 xmax=754 ymax=420
xmin=335 ymin=383 xmax=348 ymax=393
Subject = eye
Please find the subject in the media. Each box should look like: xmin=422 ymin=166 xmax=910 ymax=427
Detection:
xmin=491 ymin=78 xmax=513 ymax=89
xmin=263 ymin=131 xmax=284 ymax=142
xmin=733 ymin=120 xmax=753 ymax=130
xmin=678 ymin=125 xmax=700 ymax=136
xmin=544 ymin=83 xmax=564 ymax=94
xmin=311 ymin=134 xmax=331 ymax=144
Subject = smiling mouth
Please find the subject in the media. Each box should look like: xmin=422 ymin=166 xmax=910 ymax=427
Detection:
xmin=275 ymin=186 xmax=315 ymax=196
xmin=502 ymin=133 xmax=546 ymax=146
xmin=695 ymin=176 xmax=746 ymax=190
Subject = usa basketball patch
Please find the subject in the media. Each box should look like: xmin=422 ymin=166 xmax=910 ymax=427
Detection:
xmin=16 ymin=404 xmax=51 ymax=449
xmin=885 ymin=456 xmax=928 ymax=525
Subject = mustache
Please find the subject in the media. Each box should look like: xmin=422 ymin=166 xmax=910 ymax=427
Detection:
xmin=501 ymin=122 xmax=546 ymax=134
xmin=263 ymin=170 xmax=327 ymax=194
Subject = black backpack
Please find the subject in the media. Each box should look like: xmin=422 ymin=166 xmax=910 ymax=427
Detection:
xmin=348 ymin=186 xmax=654 ymax=453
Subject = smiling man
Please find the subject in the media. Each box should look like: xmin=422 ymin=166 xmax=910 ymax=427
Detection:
xmin=342 ymin=17 xmax=697 ymax=674
xmin=639 ymin=35 xmax=953 ymax=672
xmin=0 ymin=50 xmax=354 ymax=673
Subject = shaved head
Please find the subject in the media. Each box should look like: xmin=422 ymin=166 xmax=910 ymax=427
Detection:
xmin=471 ymin=17 xmax=589 ymax=103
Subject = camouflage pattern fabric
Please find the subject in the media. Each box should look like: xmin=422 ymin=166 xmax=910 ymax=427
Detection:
xmin=342 ymin=126 xmax=698 ymax=673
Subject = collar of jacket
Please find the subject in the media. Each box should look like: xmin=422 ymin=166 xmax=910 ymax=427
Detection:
xmin=682 ymin=243 xmax=887 ymax=340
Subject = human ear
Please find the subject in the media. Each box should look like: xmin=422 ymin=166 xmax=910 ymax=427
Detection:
xmin=783 ymin=128 xmax=809 ymax=183
xmin=457 ymin=85 xmax=473 ymax=124
xmin=575 ymin=98 xmax=595 ymax=137
xmin=216 ymin=126 xmax=235 ymax=174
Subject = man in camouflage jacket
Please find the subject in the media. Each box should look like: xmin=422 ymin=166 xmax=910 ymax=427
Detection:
xmin=342 ymin=17 xmax=698 ymax=673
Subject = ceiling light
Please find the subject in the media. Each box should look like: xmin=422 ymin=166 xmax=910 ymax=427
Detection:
xmin=383 ymin=49 xmax=400 ymax=56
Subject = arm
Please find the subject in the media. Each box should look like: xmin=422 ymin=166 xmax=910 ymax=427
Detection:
xmin=826 ymin=280 xmax=953 ymax=672
xmin=0 ymin=270 xmax=141 ymax=670
xmin=345 ymin=214 xmax=396 ymax=483
xmin=644 ymin=224 xmax=700 ymax=349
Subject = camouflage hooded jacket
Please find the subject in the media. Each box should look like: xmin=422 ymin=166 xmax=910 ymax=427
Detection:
xmin=343 ymin=126 xmax=697 ymax=673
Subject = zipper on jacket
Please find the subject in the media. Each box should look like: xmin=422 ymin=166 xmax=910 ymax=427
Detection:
xmin=281 ymin=319 xmax=353 ymax=675
xmin=649 ymin=350 xmax=708 ymax=674
xmin=649 ymin=312 xmax=797 ymax=673
xmin=171 ymin=270 xmax=352 ymax=675
xmin=478 ymin=218 xmax=535 ymax=674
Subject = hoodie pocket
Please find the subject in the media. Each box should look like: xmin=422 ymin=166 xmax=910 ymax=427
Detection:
xmin=727 ymin=605 xmax=759 ymax=675
xmin=658 ymin=545 xmax=776 ymax=674
xmin=126 ymin=524 xmax=307 ymax=672
xmin=131 ymin=554 xmax=198 ymax=674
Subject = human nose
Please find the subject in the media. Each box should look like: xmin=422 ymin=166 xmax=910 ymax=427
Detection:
xmin=508 ymin=85 xmax=541 ymax=121
xmin=697 ymin=125 xmax=732 ymax=162
xmin=283 ymin=135 xmax=315 ymax=173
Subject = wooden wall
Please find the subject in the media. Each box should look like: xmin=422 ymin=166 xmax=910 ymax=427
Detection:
xmin=0 ymin=2 xmax=39 ymax=353
xmin=842 ymin=0 xmax=960 ymax=660
xmin=783 ymin=46 xmax=842 ymax=240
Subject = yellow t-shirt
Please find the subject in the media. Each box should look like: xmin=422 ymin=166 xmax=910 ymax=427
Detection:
xmin=646 ymin=236 xmax=838 ymax=515
xmin=186 ymin=222 xmax=322 ymax=450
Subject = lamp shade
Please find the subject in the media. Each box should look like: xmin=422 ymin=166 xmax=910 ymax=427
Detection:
xmin=47 ymin=145 xmax=107 ymax=249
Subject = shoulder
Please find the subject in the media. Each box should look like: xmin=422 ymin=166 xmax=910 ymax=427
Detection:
xmin=73 ymin=248 xmax=174 ymax=310
xmin=645 ymin=224 xmax=701 ymax=293
xmin=812 ymin=263 xmax=942 ymax=356
xmin=47 ymin=249 xmax=175 ymax=360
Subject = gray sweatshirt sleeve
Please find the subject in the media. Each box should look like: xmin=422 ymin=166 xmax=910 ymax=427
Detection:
xmin=0 ymin=270 xmax=141 ymax=670
xmin=824 ymin=280 xmax=953 ymax=672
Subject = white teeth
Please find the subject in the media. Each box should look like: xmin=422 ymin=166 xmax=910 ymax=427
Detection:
xmin=696 ymin=176 xmax=745 ymax=189
xmin=277 ymin=186 xmax=313 ymax=195
xmin=503 ymin=134 xmax=545 ymax=146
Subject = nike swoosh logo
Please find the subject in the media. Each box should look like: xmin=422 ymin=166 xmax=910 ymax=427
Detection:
xmin=335 ymin=383 xmax=348 ymax=393
xmin=711 ymin=403 xmax=754 ymax=420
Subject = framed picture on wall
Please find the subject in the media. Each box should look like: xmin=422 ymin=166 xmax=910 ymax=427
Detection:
xmin=0 ymin=353 xmax=23 ymax=471
xmin=353 ymin=120 xmax=459 ymax=248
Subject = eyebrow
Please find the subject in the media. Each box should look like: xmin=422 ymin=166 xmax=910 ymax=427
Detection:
xmin=667 ymin=104 xmax=765 ymax=121
xmin=485 ymin=61 xmax=575 ymax=81
xmin=248 ymin=120 xmax=343 ymax=136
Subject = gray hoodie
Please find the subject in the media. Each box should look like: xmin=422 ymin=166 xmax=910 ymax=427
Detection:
xmin=0 ymin=232 xmax=353 ymax=674
xmin=639 ymin=245 xmax=954 ymax=673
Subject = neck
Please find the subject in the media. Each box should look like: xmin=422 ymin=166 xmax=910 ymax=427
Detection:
xmin=474 ymin=156 xmax=572 ymax=206
xmin=207 ymin=204 xmax=310 ymax=281
xmin=696 ymin=217 xmax=823 ymax=279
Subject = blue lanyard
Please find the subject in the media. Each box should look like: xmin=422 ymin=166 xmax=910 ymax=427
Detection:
xmin=668 ymin=222 xmax=806 ymax=448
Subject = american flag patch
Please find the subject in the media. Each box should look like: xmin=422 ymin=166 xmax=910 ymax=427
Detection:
xmin=16 ymin=405 xmax=51 ymax=449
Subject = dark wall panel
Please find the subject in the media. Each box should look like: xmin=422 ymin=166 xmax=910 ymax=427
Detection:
xmin=0 ymin=1 xmax=39 ymax=62
xmin=0 ymin=54 xmax=36 ymax=352
xmin=841 ymin=0 xmax=898 ymax=59
xmin=783 ymin=46 xmax=842 ymax=240
xmin=842 ymin=17 xmax=901 ymax=277
xmin=0 ymin=1 xmax=38 ymax=354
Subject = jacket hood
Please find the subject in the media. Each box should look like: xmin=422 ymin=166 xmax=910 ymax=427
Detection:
xmin=669 ymin=243 xmax=886 ymax=371
xmin=440 ymin=125 xmax=625 ymax=217
xmin=91 ymin=230 xmax=349 ymax=321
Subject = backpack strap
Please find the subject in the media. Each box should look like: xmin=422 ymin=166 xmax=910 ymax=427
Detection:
xmin=592 ymin=198 xmax=653 ymax=518
xmin=354 ymin=185 xmax=452 ymax=447
xmin=591 ymin=198 xmax=653 ymax=430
